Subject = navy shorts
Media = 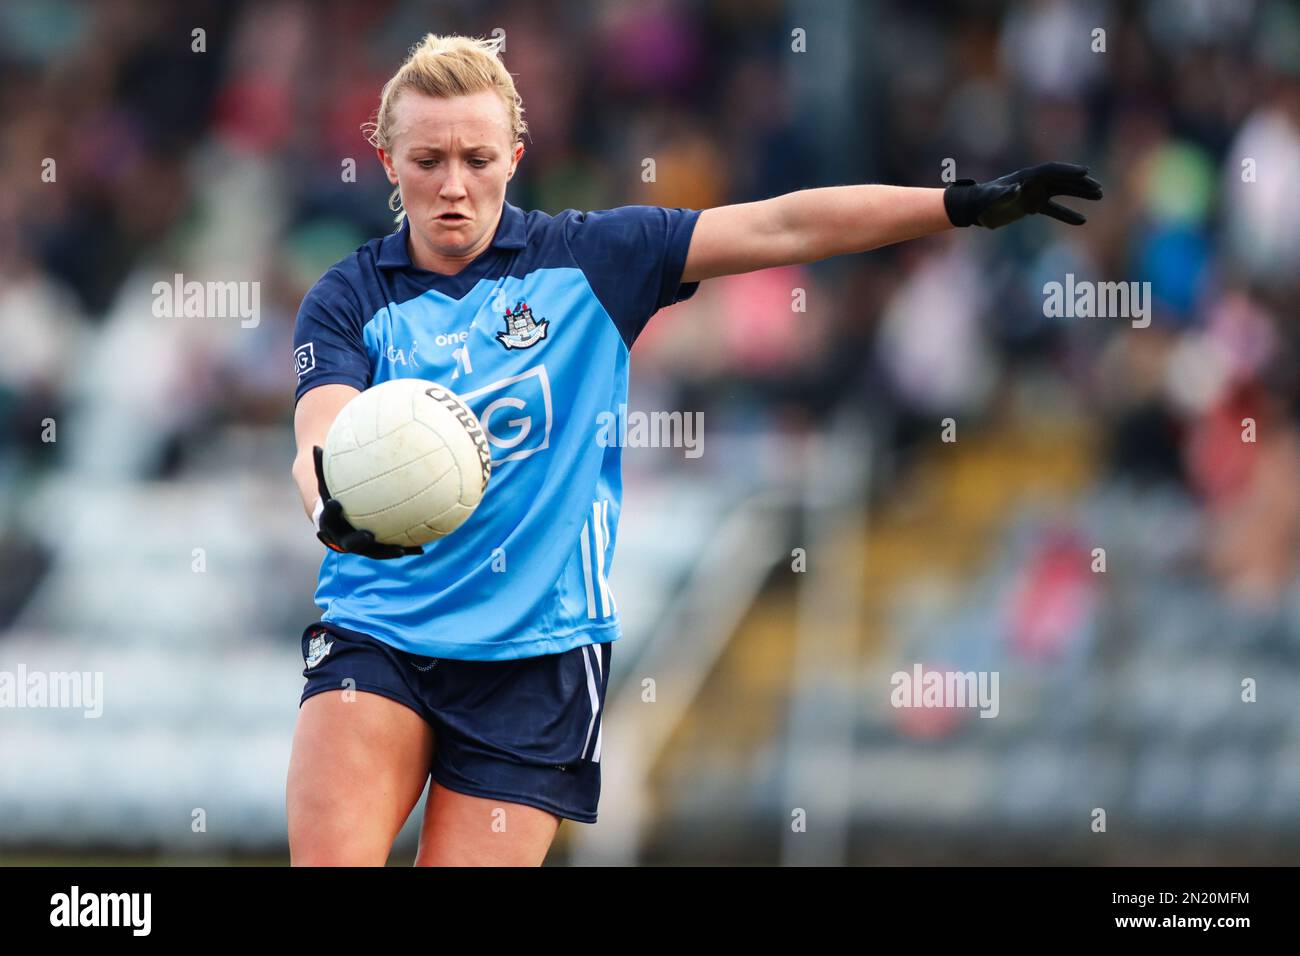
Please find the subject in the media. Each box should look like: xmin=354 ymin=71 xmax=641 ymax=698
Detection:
xmin=298 ymin=621 xmax=613 ymax=824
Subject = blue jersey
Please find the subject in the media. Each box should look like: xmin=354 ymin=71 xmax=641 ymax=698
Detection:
xmin=292 ymin=201 xmax=701 ymax=660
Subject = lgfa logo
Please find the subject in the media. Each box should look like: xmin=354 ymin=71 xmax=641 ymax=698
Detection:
xmin=385 ymin=331 xmax=470 ymax=366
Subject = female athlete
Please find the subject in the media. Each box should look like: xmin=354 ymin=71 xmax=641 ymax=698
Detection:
xmin=286 ymin=32 xmax=1101 ymax=866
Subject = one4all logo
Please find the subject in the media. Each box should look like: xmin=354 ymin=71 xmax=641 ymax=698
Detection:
xmin=496 ymin=300 xmax=548 ymax=350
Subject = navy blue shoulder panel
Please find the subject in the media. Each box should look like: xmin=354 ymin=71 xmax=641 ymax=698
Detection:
xmin=553 ymin=205 xmax=702 ymax=349
xmin=292 ymin=263 xmax=371 ymax=404
xmin=292 ymin=202 xmax=704 ymax=403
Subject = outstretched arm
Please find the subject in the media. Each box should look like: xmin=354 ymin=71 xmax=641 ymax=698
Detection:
xmin=680 ymin=163 xmax=1102 ymax=284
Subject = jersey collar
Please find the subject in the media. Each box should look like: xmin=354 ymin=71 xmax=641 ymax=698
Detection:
xmin=376 ymin=200 xmax=527 ymax=269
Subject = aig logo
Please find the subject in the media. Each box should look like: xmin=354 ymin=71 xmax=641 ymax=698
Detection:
xmin=458 ymin=366 xmax=553 ymax=464
xmin=294 ymin=342 xmax=315 ymax=378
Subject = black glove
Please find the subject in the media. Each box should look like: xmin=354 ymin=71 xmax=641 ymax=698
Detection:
xmin=312 ymin=445 xmax=422 ymax=559
xmin=944 ymin=162 xmax=1103 ymax=229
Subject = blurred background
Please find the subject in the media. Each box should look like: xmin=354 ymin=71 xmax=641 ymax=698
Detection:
xmin=1 ymin=0 xmax=1299 ymax=865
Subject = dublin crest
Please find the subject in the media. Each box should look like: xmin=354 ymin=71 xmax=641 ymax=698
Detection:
xmin=305 ymin=631 xmax=333 ymax=669
xmin=496 ymin=301 xmax=549 ymax=350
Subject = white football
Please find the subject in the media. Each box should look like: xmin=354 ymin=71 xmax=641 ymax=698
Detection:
xmin=322 ymin=378 xmax=491 ymax=547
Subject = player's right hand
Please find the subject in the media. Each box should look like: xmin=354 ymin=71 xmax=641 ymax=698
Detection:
xmin=312 ymin=446 xmax=423 ymax=560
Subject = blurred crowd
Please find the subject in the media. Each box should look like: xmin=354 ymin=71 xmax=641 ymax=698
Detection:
xmin=1 ymin=0 xmax=1299 ymax=614
xmin=3 ymin=0 xmax=1300 ymax=862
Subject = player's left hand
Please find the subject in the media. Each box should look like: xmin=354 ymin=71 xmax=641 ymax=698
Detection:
xmin=944 ymin=162 xmax=1103 ymax=229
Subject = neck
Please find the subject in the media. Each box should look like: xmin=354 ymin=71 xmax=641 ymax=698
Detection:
xmin=406 ymin=209 xmax=501 ymax=275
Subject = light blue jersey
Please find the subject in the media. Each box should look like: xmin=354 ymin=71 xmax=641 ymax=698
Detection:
xmin=292 ymin=201 xmax=701 ymax=660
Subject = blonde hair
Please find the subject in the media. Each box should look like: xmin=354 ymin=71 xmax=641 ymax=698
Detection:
xmin=365 ymin=33 xmax=528 ymax=223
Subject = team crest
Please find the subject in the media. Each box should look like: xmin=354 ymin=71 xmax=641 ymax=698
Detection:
xmin=305 ymin=631 xmax=333 ymax=669
xmin=496 ymin=301 xmax=548 ymax=350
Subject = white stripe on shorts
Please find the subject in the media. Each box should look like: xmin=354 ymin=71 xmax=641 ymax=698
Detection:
xmin=581 ymin=644 xmax=601 ymax=760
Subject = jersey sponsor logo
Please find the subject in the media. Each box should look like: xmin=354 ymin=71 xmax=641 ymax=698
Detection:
xmin=294 ymin=342 xmax=316 ymax=378
xmin=458 ymin=366 xmax=553 ymax=464
xmin=495 ymin=300 xmax=549 ymax=350
xmin=304 ymin=631 xmax=333 ymax=668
